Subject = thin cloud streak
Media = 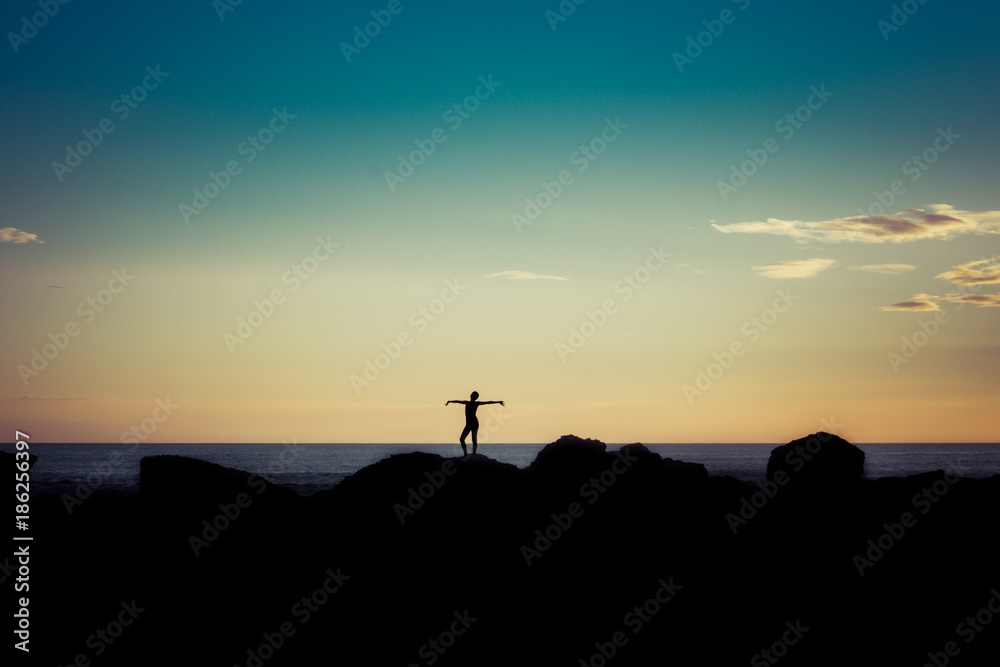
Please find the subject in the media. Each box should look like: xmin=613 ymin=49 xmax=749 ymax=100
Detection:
xmin=485 ymin=270 xmax=569 ymax=281
xmin=713 ymin=205 xmax=1000 ymax=244
xmin=849 ymin=264 xmax=916 ymax=275
xmin=752 ymin=258 xmax=836 ymax=279
xmin=879 ymin=294 xmax=941 ymax=312
xmin=936 ymin=258 xmax=1000 ymax=286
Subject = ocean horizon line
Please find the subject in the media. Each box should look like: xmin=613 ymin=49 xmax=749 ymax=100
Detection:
xmin=17 ymin=441 xmax=1000 ymax=446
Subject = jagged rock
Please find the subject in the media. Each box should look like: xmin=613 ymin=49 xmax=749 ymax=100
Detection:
xmin=20 ymin=434 xmax=1000 ymax=667
xmin=140 ymin=454 xmax=299 ymax=506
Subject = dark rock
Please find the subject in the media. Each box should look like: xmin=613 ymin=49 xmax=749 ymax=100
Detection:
xmin=529 ymin=433 xmax=608 ymax=473
xmin=661 ymin=456 xmax=709 ymax=479
xmin=20 ymin=434 xmax=1000 ymax=667
xmin=766 ymin=431 xmax=865 ymax=486
xmin=618 ymin=442 xmax=707 ymax=478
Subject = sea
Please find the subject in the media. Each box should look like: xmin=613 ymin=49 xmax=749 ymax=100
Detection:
xmin=10 ymin=442 xmax=1000 ymax=499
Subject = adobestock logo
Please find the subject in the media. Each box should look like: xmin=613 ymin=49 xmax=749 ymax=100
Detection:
xmin=512 ymin=117 xmax=627 ymax=233
xmin=17 ymin=269 xmax=135 ymax=386
xmin=682 ymin=288 xmax=798 ymax=404
xmin=877 ymin=0 xmax=932 ymax=41
xmin=350 ymin=278 xmax=468 ymax=394
xmin=51 ymin=65 xmax=169 ymax=182
xmin=716 ymin=85 xmax=833 ymax=201
xmin=384 ymin=75 xmax=501 ymax=192
xmin=556 ymin=246 xmax=670 ymax=362
xmin=223 ymin=236 xmax=338 ymax=353
xmin=856 ymin=127 xmax=959 ymax=221
xmin=7 ymin=0 xmax=73 ymax=54
xmin=340 ymin=0 xmax=415 ymax=63
xmin=672 ymin=0 xmax=752 ymax=73
xmin=179 ymin=108 xmax=295 ymax=224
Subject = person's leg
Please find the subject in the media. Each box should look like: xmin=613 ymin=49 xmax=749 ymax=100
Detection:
xmin=471 ymin=418 xmax=479 ymax=454
xmin=460 ymin=424 xmax=471 ymax=456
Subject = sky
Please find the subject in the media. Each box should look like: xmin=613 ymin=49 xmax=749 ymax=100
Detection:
xmin=1 ymin=0 xmax=999 ymax=444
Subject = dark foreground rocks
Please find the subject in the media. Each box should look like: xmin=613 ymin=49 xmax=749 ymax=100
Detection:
xmin=15 ymin=434 xmax=1000 ymax=666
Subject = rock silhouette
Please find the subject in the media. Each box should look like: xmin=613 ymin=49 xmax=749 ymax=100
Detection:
xmin=14 ymin=433 xmax=1000 ymax=666
xmin=766 ymin=430 xmax=865 ymax=487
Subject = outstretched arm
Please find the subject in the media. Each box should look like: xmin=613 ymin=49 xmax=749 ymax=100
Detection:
xmin=480 ymin=400 xmax=505 ymax=406
xmin=445 ymin=400 xmax=468 ymax=406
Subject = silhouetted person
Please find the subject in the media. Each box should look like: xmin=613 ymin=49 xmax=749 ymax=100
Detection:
xmin=445 ymin=391 xmax=504 ymax=455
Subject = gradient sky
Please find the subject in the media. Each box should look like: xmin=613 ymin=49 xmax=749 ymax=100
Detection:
xmin=2 ymin=0 xmax=998 ymax=444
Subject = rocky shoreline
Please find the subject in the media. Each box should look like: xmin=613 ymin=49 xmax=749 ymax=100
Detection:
xmin=8 ymin=432 xmax=1000 ymax=666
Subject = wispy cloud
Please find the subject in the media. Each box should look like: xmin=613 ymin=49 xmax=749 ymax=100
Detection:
xmin=879 ymin=294 xmax=941 ymax=311
xmin=751 ymin=258 xmax=836 ymax=279
xmin=0 ymin=227 xmax=44 ymax=243
xmin=880 ymin=290 xmax=1000 ymax=311
xmin=848 ymin=263 xmax=916 ymax=275
xmin=942 ymin=293 xmax=1000 ymax=308
xmin=713 ymin=205 xmax=1000 ymax=244
xmin=936 ymin=258 xmax=1000 ymax=286
xmin=485 ymin=270 xmax=569 ymax=281
xmin=881 ymin=257 xmax=1000 ymax=311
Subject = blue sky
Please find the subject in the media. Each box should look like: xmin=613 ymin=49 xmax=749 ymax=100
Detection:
xmin=2 ymin=0 xmax=999 ymax=443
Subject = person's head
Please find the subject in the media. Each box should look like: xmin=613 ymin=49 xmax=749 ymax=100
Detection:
xmin=470 ymin=391 xmax=479 ymax=401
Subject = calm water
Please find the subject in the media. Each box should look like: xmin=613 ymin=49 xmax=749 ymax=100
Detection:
xmin=10 ymin=442 xmax=1000 ymax=498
